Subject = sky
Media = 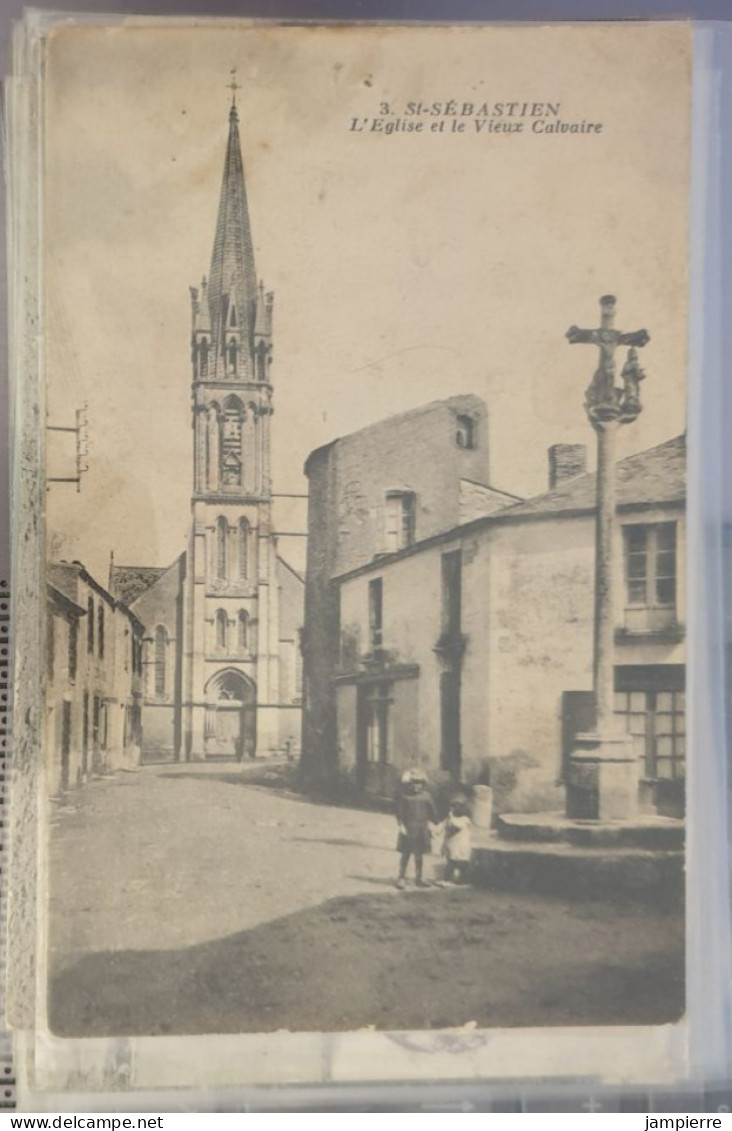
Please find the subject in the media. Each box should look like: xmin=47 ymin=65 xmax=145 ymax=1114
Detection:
xmin=43 ymin=21 xmax=691 ymax=583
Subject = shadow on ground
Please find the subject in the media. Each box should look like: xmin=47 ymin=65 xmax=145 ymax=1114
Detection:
xmin=156 ymin=770 xmax=351 ymax=809
xmin=158 ymin=770 xmax=295 ymax=790
xmin=49 ymin=886 xmax=684 ymax=1038
xmin=288 ymin=836 xmax=376 ymax=848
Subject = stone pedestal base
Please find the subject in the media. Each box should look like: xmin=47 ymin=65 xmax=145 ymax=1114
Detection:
xmin=566 ymin=730 xmax=639 ymax=821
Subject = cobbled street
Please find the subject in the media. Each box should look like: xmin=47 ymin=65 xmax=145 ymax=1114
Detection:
xmin=49 ymin=764 xmax=685 ymax=1037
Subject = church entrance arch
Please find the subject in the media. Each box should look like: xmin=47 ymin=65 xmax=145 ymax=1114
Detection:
xmin=204 ymin=668 xmax=256 ymax=760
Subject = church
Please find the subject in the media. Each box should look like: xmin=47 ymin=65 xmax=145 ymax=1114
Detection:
xmin=110 ymin=99 xmax=304 ymax=762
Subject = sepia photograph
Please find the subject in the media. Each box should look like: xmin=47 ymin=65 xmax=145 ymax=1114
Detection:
xmin=39 ymin=20 xmax=690 ymax=1049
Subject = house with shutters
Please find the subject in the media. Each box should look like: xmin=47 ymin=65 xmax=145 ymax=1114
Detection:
xmin=301 ymin=400 xmax=685 ymax=818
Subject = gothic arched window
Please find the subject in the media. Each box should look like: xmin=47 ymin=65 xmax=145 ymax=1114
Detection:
xmin=221 ymin=397 xmax=244 ymax=487
xmin=239 ymin=518 xmax=250 ymax=578
xmin=216 ymin=609 xmax=228 ymax=651
xmin=154 ymin=626 xmax=168 ymax=699
xmin=199 ymin=338 xmax=209 ymax=377
xmin=238 ymin=610 xmax=249 ymax=651
xmin=228 ymin=338 xmax=237 ymax=375
xmin=206 ymin=404 xmax=220 ymax=492
xmin=216 ymin=516 xmax=228 ymax=579
xmin=222 ymin=452 xmax=242 ymax=487
xmin=256 ymin=342 xmax=267 ymax=382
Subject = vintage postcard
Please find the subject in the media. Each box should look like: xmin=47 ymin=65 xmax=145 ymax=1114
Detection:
xmin=10 ymin=16 xmax=692 ymax=1094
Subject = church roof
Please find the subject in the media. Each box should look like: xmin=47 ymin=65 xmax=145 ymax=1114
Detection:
xmin=197 ymin=276 xmax=211 ymax=333
xmin=501 ymin=433 xmax=686 ymax=520
xmin=277 ymin=554 xmax=305 ymax=585
xmin=48 ymin=560 xmax=116 ymax=606
xmin=207 ymin=104 xmax=258 ymax=377
xmin=109 ymin=565 xmax=168 ymax=607
xmin=47 ymin=583 xmax=86 ymax=618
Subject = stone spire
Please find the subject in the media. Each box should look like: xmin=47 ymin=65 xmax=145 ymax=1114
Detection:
xmin=207 ymin=102 xmax=259 ymax=379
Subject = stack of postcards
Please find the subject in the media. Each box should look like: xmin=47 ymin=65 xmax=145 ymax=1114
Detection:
xmin=4 ymin=10 xmax=732 ymax=1115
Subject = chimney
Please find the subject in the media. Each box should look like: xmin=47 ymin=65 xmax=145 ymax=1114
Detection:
xmin=548 ymin=443 xmax=587 ymax=488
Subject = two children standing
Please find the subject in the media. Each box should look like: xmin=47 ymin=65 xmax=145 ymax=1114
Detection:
xmin=395 ymin=768 xmax=472 ymax=889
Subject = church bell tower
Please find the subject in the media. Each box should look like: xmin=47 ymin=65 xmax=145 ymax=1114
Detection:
xmin=184 ymin=98 xmax=280 ymax=759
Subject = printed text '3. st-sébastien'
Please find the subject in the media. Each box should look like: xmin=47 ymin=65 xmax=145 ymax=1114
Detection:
xmin=349 ymin=101 xmax=604 ymax=135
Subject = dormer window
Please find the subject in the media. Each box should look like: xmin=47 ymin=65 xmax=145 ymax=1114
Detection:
xmin=229 ymin=304 xmax=237 ymax=327
xmin=456 ymin=415 xmax=476 ymax=450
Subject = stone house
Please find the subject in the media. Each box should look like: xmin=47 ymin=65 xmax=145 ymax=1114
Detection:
xmin=301 ymin=395 xmax=520 ymax=784
xmin=46 ymin=561 xmax=144 ymax=795
xmin=301 ymin=399 xmax=685 ymax=816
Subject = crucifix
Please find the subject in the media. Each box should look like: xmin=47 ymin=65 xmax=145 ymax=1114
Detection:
xmin=228 ymin=69 xmax=241 ymax=110
xmin=565 ymin=295 xmax=650 ymax=820
xmin=567 ymin=294 xmax=649 ymax=425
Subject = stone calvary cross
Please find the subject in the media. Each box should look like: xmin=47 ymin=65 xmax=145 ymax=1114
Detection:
xmin=567 ymin=294 xmax=649 ymax=425
xmin=564 ymin=295 xmax=650 ymax=822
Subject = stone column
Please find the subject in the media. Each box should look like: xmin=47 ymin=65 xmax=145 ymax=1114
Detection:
xmin=593 ymin=419 xmax=616 ymax=725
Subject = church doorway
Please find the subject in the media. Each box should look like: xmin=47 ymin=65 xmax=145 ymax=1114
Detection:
xmin=204 ymin=669 xmax=256 ymax=760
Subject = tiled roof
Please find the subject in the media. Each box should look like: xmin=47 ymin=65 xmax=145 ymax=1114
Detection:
xmin=47 ymin=561 xmax=83 ymax=604
xmin=109 ymin=565 xmax=167 ymax=607
xmin=500 ymin=434 xmax=685 ymax=519
xmin=47 ymin=582 xmax=86 ymax=617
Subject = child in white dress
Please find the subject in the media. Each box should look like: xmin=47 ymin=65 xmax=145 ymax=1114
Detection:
xmin=442 ymin=798 xmax=472 ymax=884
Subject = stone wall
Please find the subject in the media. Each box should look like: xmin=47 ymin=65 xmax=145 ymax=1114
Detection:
xmin=131 ymin=556 xmax=185 ymax=761
xmin=302 ymin=396 xmax=491 ymax=783
xmin=47 ymin=565 xmax=144 ymax=793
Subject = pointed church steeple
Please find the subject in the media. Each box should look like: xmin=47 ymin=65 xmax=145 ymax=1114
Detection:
xmin=190 ymin=98 xmax=274 ymax=500
xmin=181 ymin=97 xmax=289 ymax=767
xmin=207 ymin=102 xmax=259 ymax=380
